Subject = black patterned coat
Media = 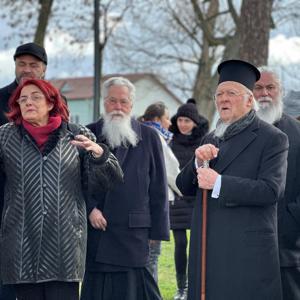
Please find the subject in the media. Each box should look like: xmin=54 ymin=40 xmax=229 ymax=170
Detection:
xmin=0 ymin=122 xmax=122 ymax=284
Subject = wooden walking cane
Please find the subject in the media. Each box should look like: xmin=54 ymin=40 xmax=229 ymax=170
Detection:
xmin=201 ymin=160 xmax=209 ymax=300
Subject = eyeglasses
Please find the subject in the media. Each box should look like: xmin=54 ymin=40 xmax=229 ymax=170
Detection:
xmin=105 ymin=97 xmax=131 ymax=106
xmin=214 ymin=90 xmax=244 ymax=101
xmin=17 ymin=94 xmax=45 ymax=105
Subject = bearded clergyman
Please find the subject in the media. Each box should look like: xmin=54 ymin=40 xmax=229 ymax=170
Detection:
xmin=80 ymin=77 xmax=169 ymax=300
xmin=176 ymin=59 xmax=289 ymax=300
xmin=254 ymin=67 xmax=300 ymax=300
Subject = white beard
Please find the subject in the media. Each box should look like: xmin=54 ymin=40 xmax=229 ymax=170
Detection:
xmin=214 ymin=121 xmax=230 ymax=139
xmin=256 ymin=96 xmax=283 ymax=124
xmin=102 ymin=110 xmax=138 ymax=148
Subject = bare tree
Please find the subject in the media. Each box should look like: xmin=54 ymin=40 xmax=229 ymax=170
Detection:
xmin=112 ymin=0 xmax=277 ymax=123
xmin=238 ymin=0 xmax=274 ymax=66
xmin=1 ymin=0 xmax=298 ymax=123
xmin=96 ymin=0 xmax=132 ymax=90
xmin=34 ymin=0 xmax=54 ymax=46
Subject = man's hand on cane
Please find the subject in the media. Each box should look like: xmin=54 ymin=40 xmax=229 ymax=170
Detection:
xmin=195 ymin=144 xmax=220 ymax=190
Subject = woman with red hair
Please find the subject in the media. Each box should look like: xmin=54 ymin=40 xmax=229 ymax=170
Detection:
xmin=0 ymin=79 xmax=123 ymax=300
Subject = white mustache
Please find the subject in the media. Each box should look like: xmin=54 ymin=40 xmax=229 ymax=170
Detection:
xmin=258 ymin=96 xmax=273 ymax=103
xmin=108 ymin=110 xmax=126 ymax=118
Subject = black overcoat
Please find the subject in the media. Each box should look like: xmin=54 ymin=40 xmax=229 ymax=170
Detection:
xmin=176 ymin=116 xmax=288 ymax=300
xmin=85 ymin=118 xmax=170 ymax=270
xmin=0 ymin=81 xmax=17 ymax=219
xmin=0 ymin=81 xmax=17 ymax=126
xmin=169 ymin=118 xmax=208 ymax=229
xmin=275 ymin=113 xmax=300 ymax=267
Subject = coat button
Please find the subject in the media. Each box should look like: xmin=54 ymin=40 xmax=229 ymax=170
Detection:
xmin=43 ymin=156 xmax=47 ymax=161
xmin=43 ymin=184 xmax=47 ymax=188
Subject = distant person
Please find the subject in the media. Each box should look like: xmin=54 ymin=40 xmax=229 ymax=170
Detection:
xmin=139 ymin=101 xmax=182 ymax=283
xmin=177 ymin=60 xmax=288 ymax=300
xmin=80 ymin=77 xmax=169 ymax=300
xmin=0 ymin=42 xmax=47 ymax=300
xmin=169 ymin=98 xmax=208 ymax=300
xmin=0 ymin=78 xmax=123 ymax=300
xmin=0 ymin=42 xmax=48 ymax=125
xmin=254 ymin=66 xmax=300 ymax=300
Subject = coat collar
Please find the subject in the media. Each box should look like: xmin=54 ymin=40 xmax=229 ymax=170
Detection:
xmin=6 ymin=80 xmax=19 ymax=94
xmin=213 ymin=116 xmax=260 ymax=173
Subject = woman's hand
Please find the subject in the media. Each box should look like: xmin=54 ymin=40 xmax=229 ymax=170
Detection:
xmin=70 ymin=134 xmax=104 ymax=157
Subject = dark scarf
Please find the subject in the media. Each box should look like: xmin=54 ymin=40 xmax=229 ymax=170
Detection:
xmin=143 ymin=121 xmax=173 ymax=144
xmin=22 ymin=116 xmax=62 ymax=150
xmin=216 ymin=109 xmax=256 ymax=141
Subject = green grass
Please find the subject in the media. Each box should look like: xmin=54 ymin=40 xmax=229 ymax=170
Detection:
xmin=158 ymin=231 xmax=190 ymax=300
xmin=158 ymin=234 xmax=177 ymax=300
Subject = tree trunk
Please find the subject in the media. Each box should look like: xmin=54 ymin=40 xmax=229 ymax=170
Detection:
xmin=238 ymin=0 xmax=274 ymax=66
xmin=34 ymin=0 xmax=54 ymax=46
xmin=192 ymin=0 xmax=219 ymax=123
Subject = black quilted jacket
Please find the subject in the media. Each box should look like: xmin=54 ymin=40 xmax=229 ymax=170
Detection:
xmin=0 ymin=122 xmax=122 ymax=284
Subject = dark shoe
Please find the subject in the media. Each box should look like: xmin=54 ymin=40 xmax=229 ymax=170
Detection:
xmin=174 ymin=288 xmax=187 ymax=300
xmin=174 ymin=274 xmax=187 ymax=300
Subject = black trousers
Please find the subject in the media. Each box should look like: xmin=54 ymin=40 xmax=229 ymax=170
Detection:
xmin=173 ymin=229 xmax=188 ymax=275
xmin=0 ymin=283 xmax=15 ymax=300
xmin=15 ymin=281 xmax=79 ymax=300
xmin=80 ymin=268 xmax=162 ymax=300
xmin=281 ymin=266 xmax=300 ymax=300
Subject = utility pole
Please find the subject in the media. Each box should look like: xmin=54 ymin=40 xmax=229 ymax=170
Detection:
xmin=93 ymin=0 xmax=100 ymax=121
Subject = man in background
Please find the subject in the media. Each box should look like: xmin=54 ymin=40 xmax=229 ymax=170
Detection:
xmin=0 ymin=42 xmax=47 ymax=125
xmin=80 ymin=77 xmax=169 ymax=300
xmin=254 ymin=67 xmax=300 ymax=300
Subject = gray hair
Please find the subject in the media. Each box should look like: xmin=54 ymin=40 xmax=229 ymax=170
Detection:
xmin=243 ymin=87 xmax=259 ymax=111
xmin=103 ymin=77 xmax=136 ymax=102
xmin=257 ymin=66 xmax=283 ymax=95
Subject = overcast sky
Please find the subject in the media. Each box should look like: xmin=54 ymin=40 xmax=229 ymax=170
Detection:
xmin=0 ymin=2 xmax=300 ymax=93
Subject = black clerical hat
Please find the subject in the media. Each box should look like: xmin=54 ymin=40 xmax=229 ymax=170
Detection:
xmin=217 ymin=59 xmax=260 ymax=90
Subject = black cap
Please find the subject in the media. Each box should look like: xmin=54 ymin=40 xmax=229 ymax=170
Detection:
xmin=217 ymin=59 xmax=260 ymax=90
xmin=174 ymin=99 xmax=201 ymax=125
xmin=186 ymin=98 xmax=196 ymax=105
xmin=14 ymin=42 xmax=47 ymax=65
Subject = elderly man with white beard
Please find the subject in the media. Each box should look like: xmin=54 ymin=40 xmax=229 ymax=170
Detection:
xmin=254 ymin=67 xmax=300 ymax=300
xmin=176 ymin=60 xmax=289 ymax=300
xmin=80 ymin=77 xmax=169 ymax=300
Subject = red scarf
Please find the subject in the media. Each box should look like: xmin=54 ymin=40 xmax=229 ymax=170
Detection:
xmin=22 ymin=116 xmax=62 ymax=150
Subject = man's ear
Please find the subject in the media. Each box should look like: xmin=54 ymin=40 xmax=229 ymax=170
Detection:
xmin=42 ymin=66 xmax=47 ymax=78
xmin=247 ymin=94 xmax=254 ymax=107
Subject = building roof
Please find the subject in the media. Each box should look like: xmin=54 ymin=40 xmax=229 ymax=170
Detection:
xmin=50 ymin=73 xmax=182 ymax=104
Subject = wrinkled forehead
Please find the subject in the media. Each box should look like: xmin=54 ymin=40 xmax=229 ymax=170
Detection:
xmin=20 ymin=84 xmax=43 ymax=95
xmin=255 ymin=72 xmax=278 ymax=86
xmin=216 ymin=81 xmax=246 ymax=92
xmin=107 ymin=85 xmax=130 ymax=97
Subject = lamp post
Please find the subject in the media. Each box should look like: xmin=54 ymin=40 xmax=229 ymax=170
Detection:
xmin=93 ymin=0 xmax=100 ymax=121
